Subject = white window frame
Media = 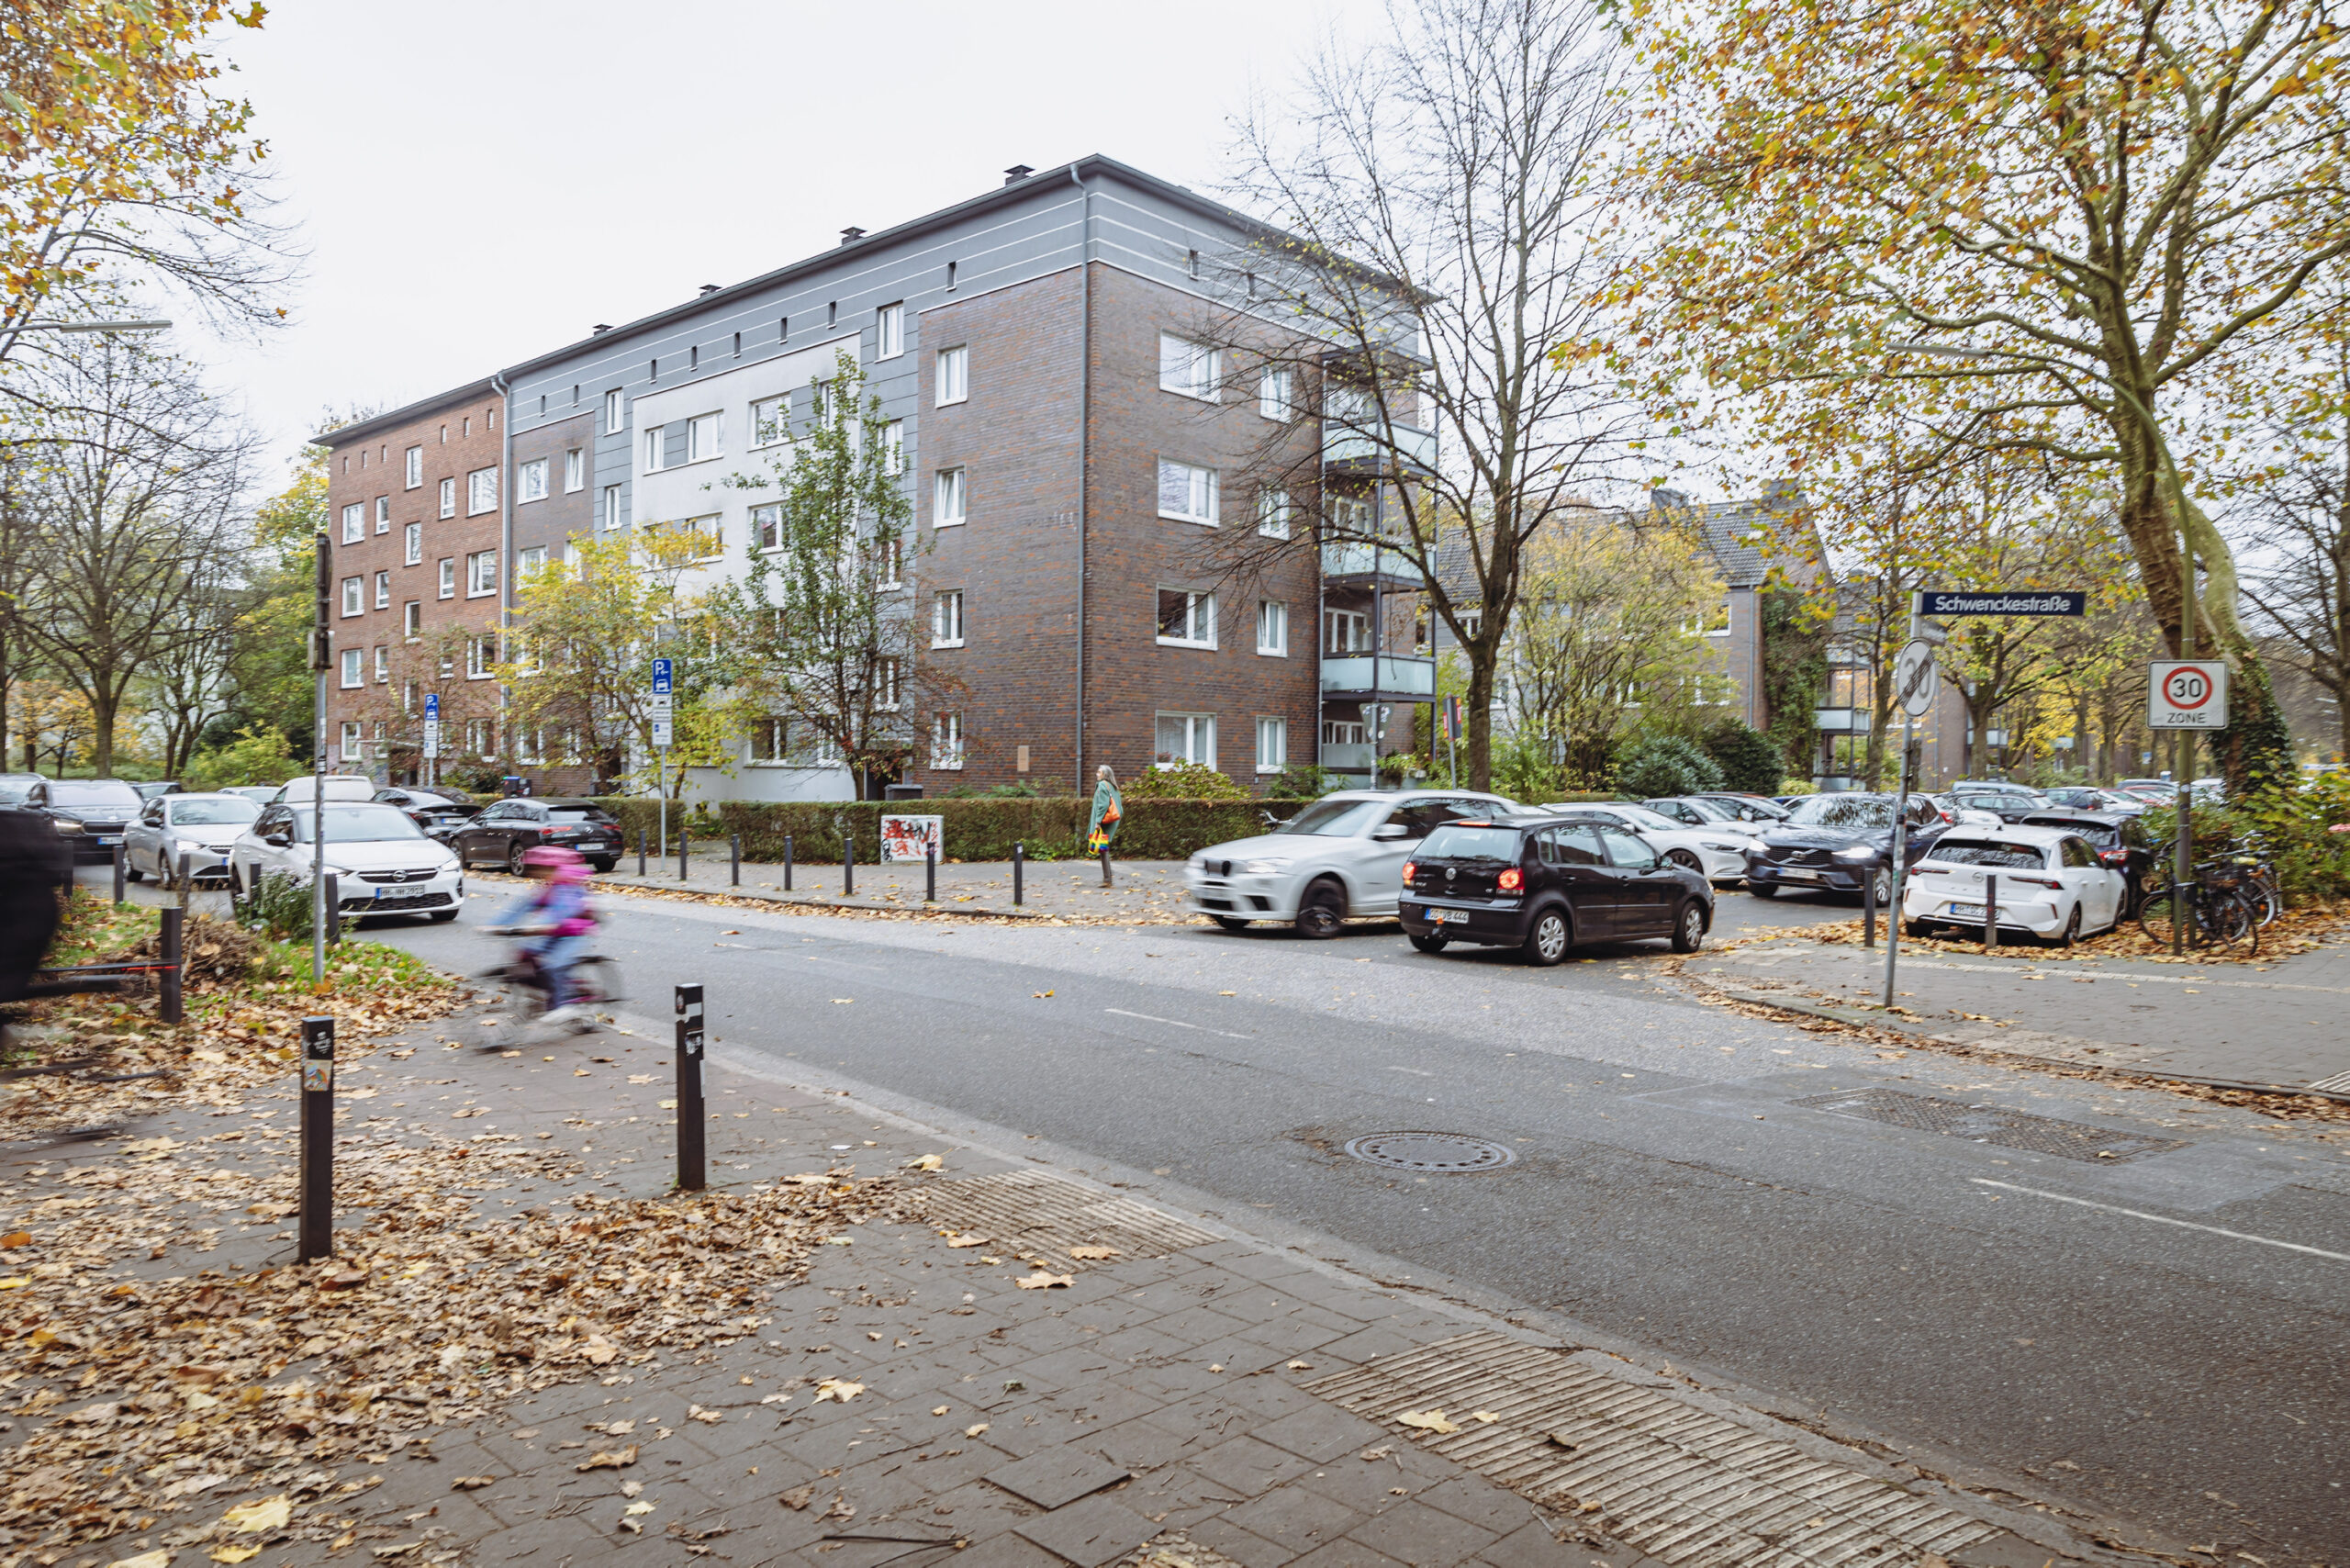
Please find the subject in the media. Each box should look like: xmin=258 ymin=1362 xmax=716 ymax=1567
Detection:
xmin=465 ymin=717 xmax=493 ymax=756
xmin=1157 ymin=588 xmax=1217 ymax=649
xmin=876 ymin=533 xmax=903 ymax=590
xmin=604 ymin=388 xmax=625 ymax=434
xmin=752 ymin=396 xmax=788 ymax=447
xmin=439 ymin=476 xmax=456 ymax=519
xmin=374 ymin=570 xmax=390 ymax=610
xmin=339 ymin=720 xmax=363 ymax=761
xmin=935 ymin=345 xmax=968 ymax=406
xmin=516 ymin=457 xmax=548 ymax=504
xmin=1256 ymin=487 xmax=1291 ymax=540
xmin=374 ymin=644 xmax=389 ymax=684
xmin=875 ymin=302 xmax=904 ymax=359
xmin=686 ymin=410 xmax=723 ymax=464
xmin=339 ymin=648 xmax=363 ymax=689
xmin=1326 ymin=607 xmax=1371 ymax=654
xmin=375 ymin=496 xmax=390 ymax=533
xmin=1153 ymin=711 xmax=1216 ymax=770
xmin=1157 ymin=460 xmax=1219 ymax=526
xmin=643 ymin=424 xmax=667 ymax=473
xmin=875 ymin=656 xmax=901 ymax=711
xmin=880 ymin=419 xmax=904 ymax=476
xmin=677 ymin=512 xmax=723 ymax=560
xmin=602 ymin=483 xmax=622 ymax=531
xmin=932 ymin=588 xmax=965 ymax=648
xmin=1158 ymin=334 xmax=1221 ymax=402
xmin=1257 ymin=599 xmax=1288 ymax=656
xmin=404 ymin=521 xmax=422 ymax=566
xmin=466 ymin=633 xmax=498 ymax=680
xmin=404 ymin=600 xmax=421 ymax=640
xmin=564 ymin=447 xmax=585 ymax=492
xmin=934 ymin=466 xmax=967 ymax=528
xmin=438 ymin=558 xmax=457 ymax=600
xmin=1256 ymin=716 xmax=1287 ymax=774
xmin=404 ymin=445 xmax=422 ymax=489
xmin=749 ymin=716 xmax=790 ymax=765
xmin=465 ymin=550 xmax=498 ymax=598
xmin=1259 ymin=366 xmax=1292 ymax=421
xmin=340 ymin=576 xmax=363 ymax=617
xmin=930 ymin=711 xmax=965 ymax=770
xmin=341 ymin=502 xmax=364 ymax=544
xmin=467 ymin=466 xmax=497 ymax=515
xmin=753 ymin=502 xmax=781 ymax=550
xmin=518 ymin=544 xmax=548 ymax=577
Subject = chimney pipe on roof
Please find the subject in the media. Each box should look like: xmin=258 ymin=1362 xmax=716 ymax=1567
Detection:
xmin=698 ymin=283 xmax=721 ymax=295
xmin=1003 ymin=164 xmax=1035 ymax=185
xmin=591 ymin=324 xmax=611 ymax=335
xmin=840 ymin=227 xmax=866 ymax=245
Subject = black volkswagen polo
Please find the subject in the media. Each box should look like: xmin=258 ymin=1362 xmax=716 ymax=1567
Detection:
xmin=1398 ymin=814 xmax=1713 ymax=964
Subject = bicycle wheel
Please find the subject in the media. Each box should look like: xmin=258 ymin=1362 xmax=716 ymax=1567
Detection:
xmin=575 ymin=955 xmax=623 ymax=1006
xmin=2139 ymin=886 xmax=2183 ymax=946
xmin=2192 ymin=889 xmax=2256 ymax=958
xmin=2251 ymin=876 xmax=2282 ymax=927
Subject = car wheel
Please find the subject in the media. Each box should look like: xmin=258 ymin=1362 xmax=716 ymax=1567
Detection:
xmin=125 ymin=863 xmax=143 ymax=883
xmin=506 ymin=842 xmax=528 ymax=875
xmin=1749 ymin=880 xmax=1779 ymax=899
xmin=589 ymin=858 xmax=616 ymax=874
xmin=1905 ymin=918 xmax=1935 ymax=939
xmin=1293 ymin=879 xmax=1346 ymax=939
xmin=1670 ymin=901 xmax=1706 ymax=954
xmin=1408 ymin=932 xmax=1449 ymax=954
xmin=1867 ymin=867 xmax=1894 ymax=907
xmin=1522 ymin=907 xmax=1571 ymax=966
xmin=1210 ymin=915 xmax=1251 ymax=932
xmin=1665 ymin=848 xmax=1703 ymax=875
xmin=2057 ymin=903 xmax=2081 ymax=948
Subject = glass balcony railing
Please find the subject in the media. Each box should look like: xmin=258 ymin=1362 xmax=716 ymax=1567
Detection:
xmin=1323 ymin=420 xmax=1438 ymax=474
xmin=1319 ymin=540 xmax=1425 ymax=583
xmin=1813 ymin=707 xmax=1865 ymax=733
xmin=1322 ymin=655 xmax=1436 ymax=698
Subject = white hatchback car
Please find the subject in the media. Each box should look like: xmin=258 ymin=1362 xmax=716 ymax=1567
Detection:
xmin=1901 ymin=823 xmax=2128 ymax=944
xmin=1188 ymin=790 xmax=1519 ymax=937
xmin=1539 ymin=801 xmax=1755 ymax=884
xmin=229 ymin=800 xmax=464 ymax=923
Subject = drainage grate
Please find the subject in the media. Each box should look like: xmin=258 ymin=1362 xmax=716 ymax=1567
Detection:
xmin=919 ymin=1170 xmax=1217 ymax=1265
xmin=1791 ymin=1086 xmax=2186 ymax=1162
xmin=1342 ymin=1131 xmax=1518 ymax=1172
xmin=1309 ymin=1331 xmax=1998 ymax=1568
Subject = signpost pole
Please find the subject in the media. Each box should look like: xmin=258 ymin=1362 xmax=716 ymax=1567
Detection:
xmin=309 ymin=531 xmax=332 ymax=986
xmin=1882 ymin=633 xmax=1937 ymax=1007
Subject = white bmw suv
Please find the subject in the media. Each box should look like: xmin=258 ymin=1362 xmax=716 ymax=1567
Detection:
xmin=1187 ymin=790 xmax=1519 ymax=937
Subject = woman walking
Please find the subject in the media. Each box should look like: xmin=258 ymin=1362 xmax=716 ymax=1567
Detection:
xmin=1087 ymin=764 xmax=1124 ymax=888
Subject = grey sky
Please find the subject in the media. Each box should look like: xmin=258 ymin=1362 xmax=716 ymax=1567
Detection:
xmin=207 ymin=0 xmax=1347 ymax=478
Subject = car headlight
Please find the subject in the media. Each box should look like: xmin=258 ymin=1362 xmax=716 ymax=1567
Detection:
xmin=52 ymin=818 xmax=80 ymax=834
xmin=1703 ymin=842 xmax=1743 ymax=853
xmin=1834 ymin=845 xmax=1878 ymax=861
xmin=1241 ymin=857 xmax=1292 ymax=875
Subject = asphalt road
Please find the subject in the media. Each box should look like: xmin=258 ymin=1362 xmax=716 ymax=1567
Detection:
xmin=307 ymin=880 xmax=2347 ymax=1560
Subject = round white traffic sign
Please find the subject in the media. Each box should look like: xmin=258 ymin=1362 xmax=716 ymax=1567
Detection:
xmin=2147 ymin=659 xmax=2228 ymax=730
xmin=2162 ymin=666 xmax=2213 ymax=710
xmin=1894 ymin=639 xmax=1939 ymax=718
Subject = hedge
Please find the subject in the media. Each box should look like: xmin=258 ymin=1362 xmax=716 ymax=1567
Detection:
xmin=581 ymin=797 xmax=1302 ymax=863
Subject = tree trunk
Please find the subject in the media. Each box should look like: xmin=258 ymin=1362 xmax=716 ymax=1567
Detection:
xmin=1464 ymin=645 xmax=1496 ymax=790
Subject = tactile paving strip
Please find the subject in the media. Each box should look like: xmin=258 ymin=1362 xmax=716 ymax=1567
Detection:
xmin=919 ymin=1170 xmax=1218 ymax=1266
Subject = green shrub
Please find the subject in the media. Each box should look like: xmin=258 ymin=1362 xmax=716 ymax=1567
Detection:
xmin=1491 ymin=731 xmax=1566 ymax=804
xmin=183 ymin=725 xmax=300 ymax=791
xmin=588 ymin=796 xmax=1300 ymax=863
xmin=1265 ymin=763 xmax=1343 ymax=800
xmin=2141 ymin=773 xmax=2350 ymax=904
xmin=239 ymin=870 xmax=342 ymax=942
xmin=1700 ymin=721 xmax=1786 ymax=795
xmin=1122 ymin=762 xmax=1251 ymax=801
xmin=1616 ymin=735 xmax=1726 ymax=800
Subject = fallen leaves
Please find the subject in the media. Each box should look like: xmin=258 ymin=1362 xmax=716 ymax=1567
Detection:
xmin=1015 ymin=1271 xmax=1074 ymax=1290
xmin=0 ymin=1229 xmax=31 ymax=1248
xmin=218 ymin=1495 xmax=293 ymax=1532
xmin=904 ymin=1153 xmax=946 ymax=1171
xmin=1471 ymin=1410 xmax=1501 ymax=1423
xmin=576 ymin=1445 xmax=640 ymax=1472
xmin=779 ymin=1484 xmax=818 ymax=1510
xmin=209 ymin=1547 xmax=261 ymax=1564
xmin=964 ymin=1422 xmax=990 ymax=1438
xmin=945 ymin=1232 xmax=990 ymax=1249
xmin=812 ymin=1378 xmax=865 ymax=1404
xmin=450 ymin=1475 xmax=497 ymax=1490
xmin=1397 ymin=1409 xmax=1461 ymax=1435
xmin=1068 ymin=1245 xmax=1120 ymax=1260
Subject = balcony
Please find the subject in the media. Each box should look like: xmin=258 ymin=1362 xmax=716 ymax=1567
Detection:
xmin=1322 ymin=655 xmax=1436 ymax=700
xmin=1321 ymin=741 xmax=1376 ymax=776
xmin=1323 ymin=420 xmax=1438 ymax=477
xmin=1813 ymin=706 xmax=1864 ymax=733
xmin=1320 ymin=539 xmax=1426 ymax=588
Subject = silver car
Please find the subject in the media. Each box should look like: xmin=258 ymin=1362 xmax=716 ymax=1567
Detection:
xmin=1187 ymin=790 xmax=1519 ymax=937
xmin=125 ymin=791 xmax=263 ymax=887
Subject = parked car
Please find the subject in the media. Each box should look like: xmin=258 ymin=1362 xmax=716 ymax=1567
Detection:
xmin=451 ymin=798 xmax=626 ymax=873
xmin=1399 ymin=814 xmax=1713 ymax=963
xmin=218 ymin=785 xmax=283 ymax=805
xmin=1945 ymin=783 xmax=2053 ymax=823
xmin=1919 ymin=793 xmax=2002 ymax=828
xmin=0 ymin=774 xmax=46 ymax=809
xmin=2115 ymin=777 xmax=2173 ymax=794
xmin=270 ymin=775 xmax=377 ymax=805
xmin=23 ymin=778 xmax=144 ymax=862
xmin=1187 ymin=790 xmax=1519 ymax=936
xmin=1696 ymin=792 xmax=1791 ymax=823
xmin=2019 ymin=810 xmax=2158 ymax=913
xmin=2042 ymin=786 xmax=2143 ymax=815
xmin=1538 ymin=801 xmax=1753 ymax=884
xmin=376 ymin=786 xmax=480 ymax=837
xmin=229 ymin=801 xmax=462 ymax=922
xmin=1743 ymin=791 xmax=1947 ymax=903
xmin=124 ymin=792 xmax=262 ymax=886
xmin=1901 ymin=823 xmax=2128 ymax=944
xmin=131 ymin=780 xmax=184 ymax=801
xmin=1641 ymin=796 xmax=1769 ymax=836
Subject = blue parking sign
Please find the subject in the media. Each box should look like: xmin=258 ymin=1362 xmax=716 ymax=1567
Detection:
xmin=651 ymin=656 xmax=674 ymax=696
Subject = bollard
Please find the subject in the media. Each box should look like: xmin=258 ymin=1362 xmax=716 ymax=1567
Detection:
xmin=178 ymin=849 xmax=193 ymax=910
xmin=1862 ymin=866 xmax=1876 ymax=948
xmin=111 ymin=843 xmax=125 ymax=906
xmin=298 ymin=1014 xmax=336 ymax=1261
xmin=1013 ymin=841 xmax=1024 ymax=906
xmin=844 ymin=831 xmax=855 ymax=897
xmin=638 ymin=829 xmax=647 ymax=877
xmin=674 ymin=983 xmax=706 ymax=1192
xmin=730 ymin=833 xmax=741 ymax=887
xmin=925 ymin=843 xmax=936 ymax=902
xmin=323 ymin=873 xmax=341 ymax=946
xmin=1984 ymin=873 xmax=1998 ymax=952
xmin=678 ymin=832 xmax=688 ymax=882
xmin=783 ymin=834 xmax=793 ymax=891
xmin=159 ymin=904 xmax=184 ymax=1025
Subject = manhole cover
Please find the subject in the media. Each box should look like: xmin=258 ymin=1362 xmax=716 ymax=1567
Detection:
xmin=1343 ymin=1131 xmax=1517 ymax=1172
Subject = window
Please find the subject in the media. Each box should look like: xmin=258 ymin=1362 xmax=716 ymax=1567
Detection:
xmin=752 ymin=503 xmax=781 ymax=550
xmin=1330 ymin=492 xmax=1374 ymax=534
xmin=564 ymin=448 xmax=585 ymax=492
xmin=876 ymin=533 xmax=903 ymax=589
xmin=751 ymin=717 xmax=789 ymax=763
xmin=934 ymin=467 xmax=967 ymax=527
xmin=1326 ymin=607 xmax=1371 ymax=653
xmin=404 ymin=521 xmax=422 ymax=565
xmin=931 ymin=712 xmax=965 ymax=770
xmin=1158 ymin=334 xmax=1220 ymax=401
xmin=374 ymin=644 xmax=388 ymax=684
xmin=604 ymin=388 xmax=625 ymax=433
xmin=1157 ymin=460 xmax=1219 ymax=525
xmin=932 ymin=589 xmax=965 ymax=647
xmin=466 ymin=718 xmax=493 ymax=756
xmin=375 ymin=496 xmax=390 ymax=533
xmin=405 ymin=445 xmax=422 ymax=488
xmin=467 ymin=467 xmax=497 ymax=515
xmin=935 ymin=345 xmax=968 ymax=406
xmin=687 ymin=410 xmax=722 ymax=462
xmin=880 ymin=419 xmax=904 ymax=476
xmin=402 ymin=680 xmax=418 ymax=713
xmin=439 ymin=476 xmax=456 ymax=519
xmin=643 ymin=424 xmax=666 ymax=473
xmin=751 ymin=395 xmax=785 ymax=446
xmin=341 ymin=502 xmax=364 ymax=544
xmin=875 ymin=656 xmax=901 ymax=711
xmin=1324 ymin=717 xmax=1367 ymax=747
xmin=1257 ymin=599 xmax=1288 ymax=655
xmin=516 ymin=458 xmax=548 ymax=503
xmin=1259 ymin=366 xmax=1292 ymax=420
xmin=1157 ymin=588 xmax=1216 ymax=648
xmin=602 ymin=484 xmax=622 ymax=530
xmin=467 ymin=633 xmax=498 ymax=679
xmin=404 ymin=600 xmax=421 ymax=640
xmin=340 ymin=720 xmax=362 ymax=761
xmin=1256 ymin=716 xmax=1287 ymax=773
xmin=374 ymin=570 xmax=390 ymax=609
xmin=674 ymin=513 xmax=722 ymax=558
xmin=1154 ymin=712 xmax=1215 ymax=768
xmin=466 ymin=550 xmax=498 ymax=597
xmin=519 ymin=544 xmax=547 ymax=577
xmin=341 ymin=576 xmax=363 ymax=616
xmin=438 ymin=558 xmax=456 ymax=599
xmin=339 ymin=647 xmax=363 ymax=689
xmin=876 ymin=302 xmax=904 ymax=358
xmin=1256 ymin=487 xmax=1291 ymax=539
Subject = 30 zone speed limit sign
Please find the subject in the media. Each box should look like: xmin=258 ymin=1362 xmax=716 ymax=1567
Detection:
xmin=2148 ymin=659 xmax=2229 ymax=730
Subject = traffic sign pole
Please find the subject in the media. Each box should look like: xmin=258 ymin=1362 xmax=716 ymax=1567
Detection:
xmin=1883 ymin=638 xmax=1939 ymax=1004
xmin=2147 ymin=659 xmax=2225 ymax=955
xmin=650 ymin=657 xmax=675 ymax=863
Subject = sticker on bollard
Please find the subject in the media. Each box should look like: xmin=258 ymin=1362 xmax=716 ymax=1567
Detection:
xmin=675 ymin=983 xmax=706 ymax=1192
xmin=298 ymin=1015 xmax=335 ymax=1261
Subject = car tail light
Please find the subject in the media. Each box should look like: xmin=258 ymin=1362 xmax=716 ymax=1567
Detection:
xmin=1401 ymin=861 xmax=1416 ymax=885
xmin=2098 ymin=848 xmax=2129 ymax=866
xmin=2009 ymin=875 xmax=2063 ymax=889
xmin=1497 ymin=868 xmax=1522 ymax=891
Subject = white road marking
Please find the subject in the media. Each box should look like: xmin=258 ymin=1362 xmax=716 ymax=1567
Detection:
xmin=1383 ymin=1066 xmax=1436 ymax=1077
xmin=1969 ymin=1179 xmax=2350 ymax=1262
xmin=1103 ymin=1007 xmax=1252 ymax=1040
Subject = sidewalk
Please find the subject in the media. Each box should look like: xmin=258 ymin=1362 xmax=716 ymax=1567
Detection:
xmin=12 ymin=1002 xmax=2105 ymax=1568
xmin=1688 ymin=934 xmax=2350 ymax=1095
xmin=588 ymin=856 xmax=1200 ymax=924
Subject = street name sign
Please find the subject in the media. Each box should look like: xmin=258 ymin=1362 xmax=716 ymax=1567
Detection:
xmin=1918 ymin=590 xmax=2087 ymax=617
xmin=1894 ymin=639 xmax=1940 ymax=718
xmin=2148 ymin=660 xmax=2228 ymax=731
xmin=421 ymin=692 xmax=440 ymax=759
xmin=649 ymin=656 xmax=675 ymax=749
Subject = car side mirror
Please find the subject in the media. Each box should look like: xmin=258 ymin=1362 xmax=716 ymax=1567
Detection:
xmin=263 ymin=827 xmax=290 ymax=846
xmin=1372 ymin=823 xmax=1409 ymax=841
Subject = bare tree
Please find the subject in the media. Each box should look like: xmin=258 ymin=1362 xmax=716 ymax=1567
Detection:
xmin=2242 ymin=343 xmax=2350 ymax=765
xmin=5 ymin=333 xmax=251 ymax=774
xmin=1198 ymin=0 xmax=1643 ymax=788
xmin=135 ymin=580 xmax=239 ymax=776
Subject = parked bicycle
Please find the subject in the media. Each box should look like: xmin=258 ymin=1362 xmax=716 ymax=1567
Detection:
xmin=2136 ymin=859 xmax=2260 ymax=957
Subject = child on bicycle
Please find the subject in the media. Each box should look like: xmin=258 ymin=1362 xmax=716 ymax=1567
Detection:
xmin=490 ymin=845 xmax=599 ymax=1030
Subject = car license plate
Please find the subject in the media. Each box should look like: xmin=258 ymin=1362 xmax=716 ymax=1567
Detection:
xmin=373 ymin=887 xmax=430 ymax=902
xmin=1950 ymin=902 xmax=1988 ymax=919
xmin=1426 ymin=906 xmax=1462 ymax=924
xmin=1780 ymin=867 xmax=1820 ymax=880
xmin=95 ymin=835 xmax=121 ymax=846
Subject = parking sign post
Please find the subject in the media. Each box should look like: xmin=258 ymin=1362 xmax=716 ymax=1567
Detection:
xmin=1882 ymin=639 xmax=1938 ymax=1005
xmin=650 ymin=657 xmax=674 ymax=868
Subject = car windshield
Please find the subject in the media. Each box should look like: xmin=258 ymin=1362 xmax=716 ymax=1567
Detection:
xmin=50 ymin=781 xmax=140 ymax=809
xmin=548 ymin=807 xmax=610 ymax=823
xmin=1418 ymin=825 xmax=1523 ymax=861
xmin=1273 ymin=800 xmax=1387 ymax=837
xmin=1676 ymin=798 xmax=1739 ymax=822
xmin=167 ymin=799 xmax=260 ymax=828
xmin=1785 ymin=794 xmax=1897 ymax=828
xmin=0 ymin=781 xmax=32 ymax=804
xmin=293 ymin=805 xmax=426 ymax=844
xmin=1928 ymin=838 xmax=2050 ymax=869
xmin=1610 ymin=805 xmax=1685 ymax=833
